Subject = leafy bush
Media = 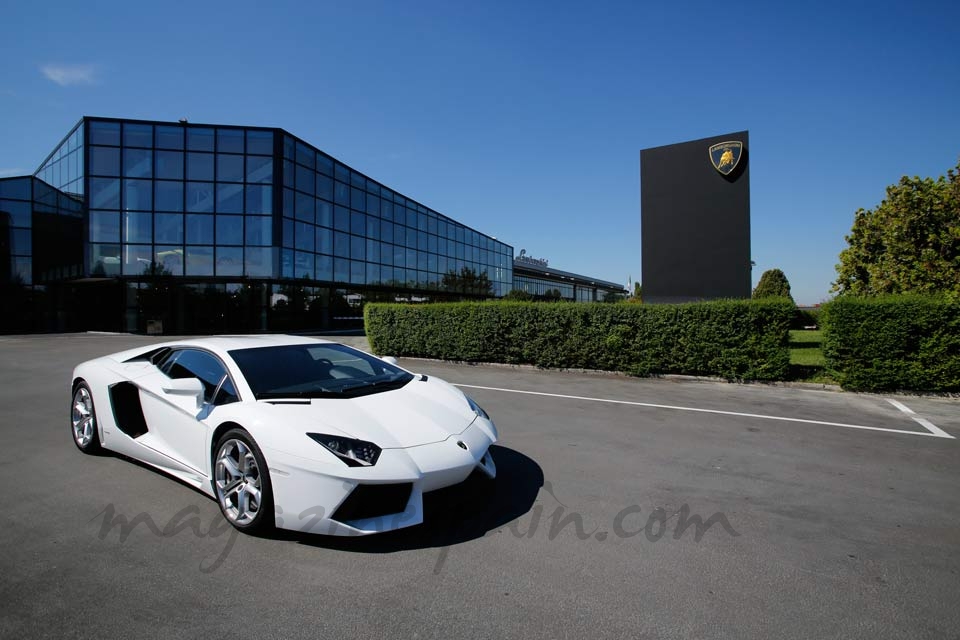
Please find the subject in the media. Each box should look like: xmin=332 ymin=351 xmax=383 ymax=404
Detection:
xmin=821 ymin=295 xmax=960 ymax=391
xmin=365 ymin=299 xmax=792 ymax=381
xmin=753 ymin=268 xmax=795 ymax=302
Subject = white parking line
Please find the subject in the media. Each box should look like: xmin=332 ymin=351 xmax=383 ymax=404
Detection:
xmin=455 ymin=384 xmax=955 ymax=440
xmin=886 ymin=399 xmax=954 ymax=439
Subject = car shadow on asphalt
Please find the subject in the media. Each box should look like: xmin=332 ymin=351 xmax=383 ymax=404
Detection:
xmin=270 ymin=445 xmax=543 ymax=553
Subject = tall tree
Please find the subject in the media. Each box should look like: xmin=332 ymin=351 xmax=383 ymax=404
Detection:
xmin=833 ymin=158 xmax=960 ymax=296
xmin=752 ymin=268 xmax=794 ymax=301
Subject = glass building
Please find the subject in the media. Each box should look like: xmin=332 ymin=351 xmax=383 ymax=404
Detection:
xmin=512 ymin=258 xmax=626 ymax=302
xmin=2 ymin=116 xmax=516 ymax=333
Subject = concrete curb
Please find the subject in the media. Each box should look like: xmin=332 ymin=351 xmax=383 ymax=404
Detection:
xmin=389 ymin=355 xmax=846 ymax=392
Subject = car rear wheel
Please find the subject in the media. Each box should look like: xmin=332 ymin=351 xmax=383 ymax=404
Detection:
xmin=214 ymin=429 xmax=273 ymax=534
xmin=71 ymin=382 xmax=102 ymax=454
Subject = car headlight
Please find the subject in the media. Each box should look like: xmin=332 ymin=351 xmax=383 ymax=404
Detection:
xmin=466 ymin=395 xmax=489 ymax=420
xmin=307 ymin=433 xmax=381 ymax=467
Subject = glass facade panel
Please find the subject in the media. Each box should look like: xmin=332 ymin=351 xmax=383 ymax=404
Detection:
xmin=334 ymin=258 xmax=349 ymax=282
xmin=296 ymin=164 xmax=315 ymax=195
xmin=334 ymin=181 xmax=349 ymax=206
xmin=187 ymin=128 xmax=215 ymax=151
xmin=185 ymin=246 xmax=214 ymax=275
xmin=317 ymin=153 xmax=333 ymax=176
xmin=10 ymin=229 xmax=31 ymax=255
xmin=187 ymin=152 xmax=214 ymax=180
xmin=186 ymin=182 xmax=214 ymax=212
xmin=155 ymin=181 xmax=184 ymax=212
xmin=245 ymin=185 xmax=271 ymax=214
xmin=123 ymin=148 xmax=152 ymax=178
xmin=89 ymin=121 xmax=120 ymax=146
xmin=351 ymin=187 xmax=365 ymax=212
xmin=350 ymin=260 xmax=364 ymax=284
xmin=123 ymin=123 xmax=153 ymax=148
xmin=350 ymin=235 xmax=365 ymax=260
xmin=294 ymin=251 xmax=314 ymax=279
xmin=155 ymin=213 xmax=184 ymax=244
xmin=316 ymin=200 xmax=332 ymax=227
xmin=316 ymin=254 xmax=333 ymax=280
xmin=334 ymin=232 xmax=349 ymax=258
xmin=316 ymin=174 xmax=333 ymax=200
xmin=365 ymin=194 xmax=379 ymax=216
xmin=216 ymin=183 xmax=243 ymax=213
xmin=123 ymin=212 xmax=153 ymax=243
xmin=216 ymin=215 xmax=243 ymax=245
xmin=295 ymin=191 xmax=314 ymax=222
xmin=155 ymin=150 xmax=184 ymax=180
xmin=245 ymin=216 xmax=271 ymax=246
xmin=90 ymin=243 xmax=121 ymax=276
xmin=334 ymin=206 xmax=349 ymax=231
xmin=351 ymin=213 xmax=365 ymax=236
xmin=246 ymin=155 xmax=272 ymax=183
xmin=155 ymin=126 xmax=184 ymax=150
xmin=216 ymin=247 xmax=243 ymax=276
xmin=90 ymin=178 xmax=120 ymax=209
xmin=0 ymin=180 xmax=31 ymax=200
xmin=123 ymin=179 xmax=153 ymax=211
xmin=122 ymin=244 xmax=153 ymax=275
xmin=89 ymin=146 xmax=120 ymax=176
xmin=155 ymin=246 xmax=184 ymax=275
xmin=246 ymin=130 xmax=273 ymax=155
xmin=90 ymin=211 xmax=120 ymax=242
xmin=316 ymin=227 xmax=332 ymax=254
xmin=186 ymin=214 xmax=214 ymax=244
xmin=245 ymin=246 xmax=273 ymax=277
xmin=217 ymin=154 xmax=244 ymax=182
xmin=294 ymin=221 xmax=314 ymax=252
xmin=217 ymin=129 xmax=244 ymax=153
xmin=295 ymin=142 xmax=315 ymax=169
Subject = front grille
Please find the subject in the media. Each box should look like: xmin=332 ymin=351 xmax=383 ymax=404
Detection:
xmin=332 ymin=483 xmax=413 ymax=522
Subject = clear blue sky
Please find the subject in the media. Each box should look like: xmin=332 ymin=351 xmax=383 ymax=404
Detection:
xmin=2 ymin=0 xmax=957 ymax=304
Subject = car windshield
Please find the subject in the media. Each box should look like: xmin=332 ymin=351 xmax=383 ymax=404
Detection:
xmin=228 ymin=343 xmax=413 ymax=400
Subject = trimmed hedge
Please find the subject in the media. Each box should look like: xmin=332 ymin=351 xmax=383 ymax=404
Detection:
xmin=364 ymin=299 xmax=792 ymax=381
xmin=821 ymin=295 xmax=960 ymax=392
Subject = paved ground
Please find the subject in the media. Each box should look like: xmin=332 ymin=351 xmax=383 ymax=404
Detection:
xmin=1 ymin=333 xmax=959 ymax=639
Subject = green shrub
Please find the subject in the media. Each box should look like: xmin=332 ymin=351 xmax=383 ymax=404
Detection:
xmin=365 ymin=299 xmax=792 ymax=381
xmin=821 ymin=295 xmax=960 ymax=392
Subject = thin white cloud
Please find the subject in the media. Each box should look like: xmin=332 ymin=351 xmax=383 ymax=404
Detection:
xmin=0 ymin=168 xmax=24 ymax=177
xmin=40 ymin=64 xmax=97 ymax=87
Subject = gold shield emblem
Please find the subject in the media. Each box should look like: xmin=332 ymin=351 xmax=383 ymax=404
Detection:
xmin=709 ymin=141 xmax=743 ymax=176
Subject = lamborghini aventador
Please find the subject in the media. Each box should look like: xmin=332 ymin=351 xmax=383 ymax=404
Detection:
xmin=70 ymin=336 xmax=497 ymax=535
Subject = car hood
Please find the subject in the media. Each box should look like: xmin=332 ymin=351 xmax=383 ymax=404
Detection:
xmin=256 ymin=377 xmax=477 ymax=449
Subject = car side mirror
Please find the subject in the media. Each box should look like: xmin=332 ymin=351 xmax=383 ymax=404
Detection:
xmin=380 ymin=356 xmax=398 ymax=366
xmin=162 ymin=377 xmax=205 ymax=408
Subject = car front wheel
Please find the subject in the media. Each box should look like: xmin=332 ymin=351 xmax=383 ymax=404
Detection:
xmin=71 ymin=382 xmax=102 ymax=454
xmin=213 ymin=429 xmax=273 ymax=534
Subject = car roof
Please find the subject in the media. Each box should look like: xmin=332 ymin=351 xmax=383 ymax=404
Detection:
xmin=173 ymin=334 xmax=334 ymax=351
xmin=107 ymin=334 xmax=339 ymax=363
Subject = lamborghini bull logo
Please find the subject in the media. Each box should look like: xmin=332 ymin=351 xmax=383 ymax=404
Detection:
xmin=718 ymin=148 xmax=735 ymax=169
xmin=708 ymin=141 xmax=743 ymax=176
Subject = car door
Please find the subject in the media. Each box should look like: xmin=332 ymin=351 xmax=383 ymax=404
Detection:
xmin=137 ymin=348 xmax=239 ymax=476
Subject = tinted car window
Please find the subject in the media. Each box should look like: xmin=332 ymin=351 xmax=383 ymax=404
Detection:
xmin=161 ymin=349 xmax=231 ymax=404
xmin=214 ymin=376 xmax=239 ymax=405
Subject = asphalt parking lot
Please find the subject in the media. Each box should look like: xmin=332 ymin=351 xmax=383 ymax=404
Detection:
xmin=1 ymin=333 xmax=959 ymax=639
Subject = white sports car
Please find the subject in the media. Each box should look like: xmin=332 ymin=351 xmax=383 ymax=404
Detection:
xmin=70 ymin=335 xmax=497 ymax=535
